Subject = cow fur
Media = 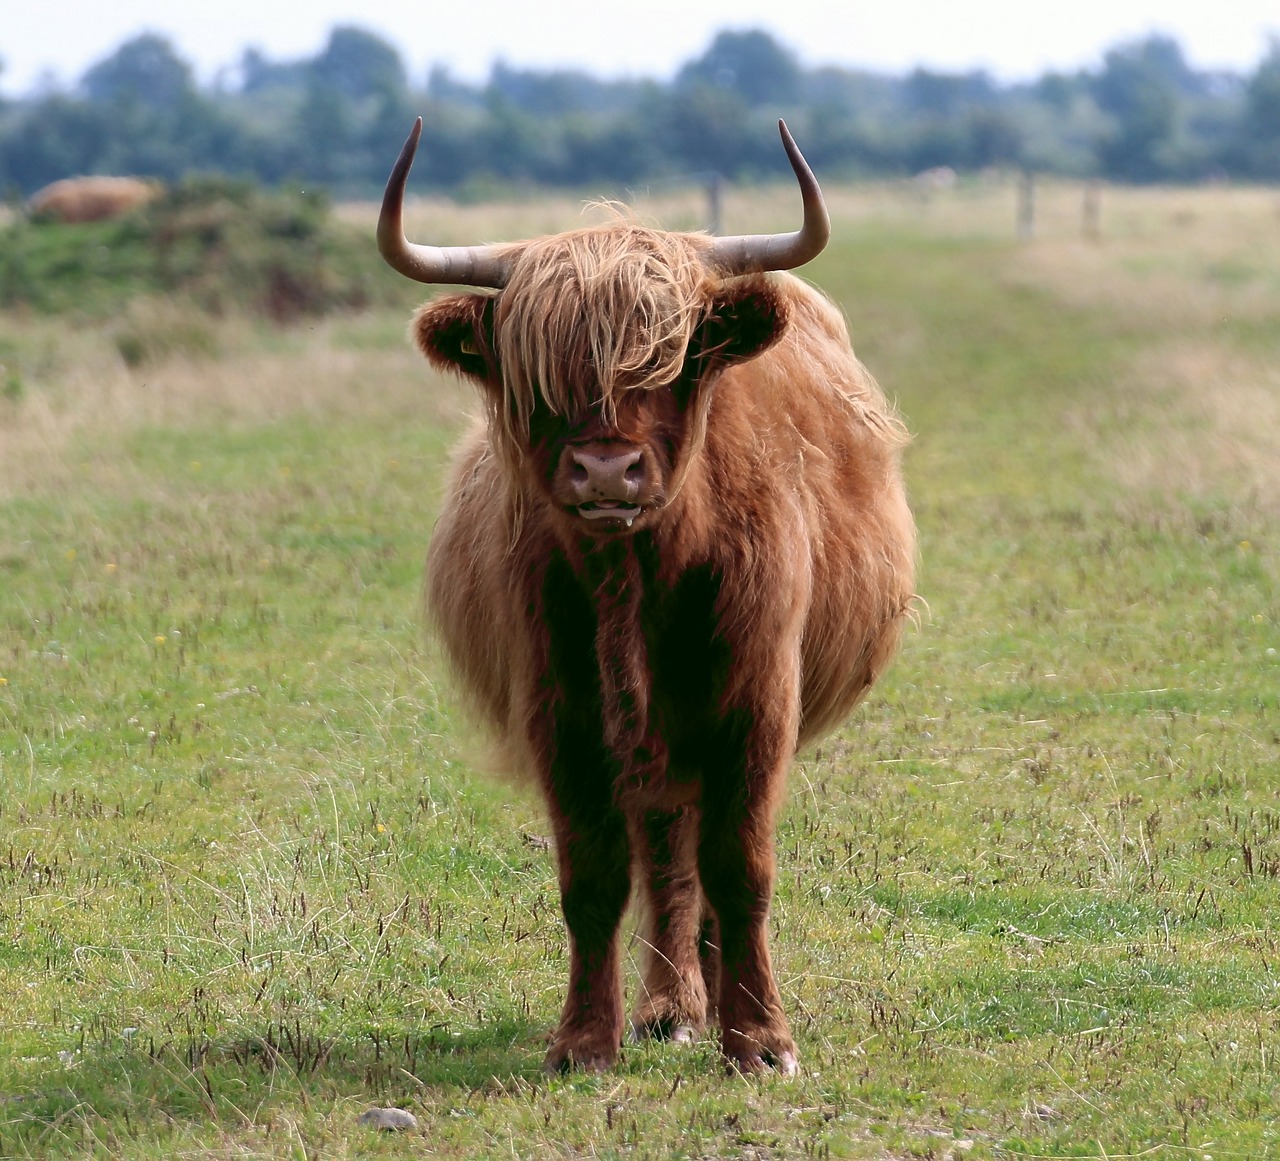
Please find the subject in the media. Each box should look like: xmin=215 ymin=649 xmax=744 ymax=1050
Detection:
xmin=415 ymin=220 xmax=916 ymax=1074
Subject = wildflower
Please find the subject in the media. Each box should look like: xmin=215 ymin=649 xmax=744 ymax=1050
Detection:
xmin=154 ymin=635 xmax=166 ymax=646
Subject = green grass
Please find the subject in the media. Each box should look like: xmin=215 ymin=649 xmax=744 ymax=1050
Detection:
xmin=2 ymin=186 xmax=1279 ymax=1158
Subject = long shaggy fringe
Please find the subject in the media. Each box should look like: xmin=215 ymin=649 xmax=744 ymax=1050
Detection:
xmin=493 ymin=219 xmax=711 ymax=445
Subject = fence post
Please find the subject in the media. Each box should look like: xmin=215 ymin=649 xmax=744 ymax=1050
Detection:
xmin=706 ymin=172 xmax=723 ymax=235
xmin=1017 ymin=170 xmax=1035 ymax=240
xmin=1082 ymin=180 xmax=1102 ymax=241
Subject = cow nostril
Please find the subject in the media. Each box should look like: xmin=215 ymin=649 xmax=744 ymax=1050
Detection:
xmin=570 ymin=461 xmax=589 ymax=482
xmin=624 ymin=461 xmax=644 ymax=482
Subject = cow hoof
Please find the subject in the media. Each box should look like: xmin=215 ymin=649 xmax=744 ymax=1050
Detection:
xmin=629 ymin=1019 xmax=698 ymax=1045
xmin=543 ymin=1038 xmax=619 ymax=1075
xmin=722 ymin=1025 xmax=799 ymax=1077
xmin=630 ymin=991 xmax=707 ymax=1045
xmin=726 ymin=1048 xmax=799 ymax=1077
xmin=772 ymin=1049 xmax=799 ymax=1076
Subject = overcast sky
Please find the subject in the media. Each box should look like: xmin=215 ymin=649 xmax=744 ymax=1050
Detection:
xmin=4 ymin=0 xmax=1277 ymax=96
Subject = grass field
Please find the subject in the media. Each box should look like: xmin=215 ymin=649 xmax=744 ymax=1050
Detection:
xmin=1 ymin=177 xmax=1279 ymax=1158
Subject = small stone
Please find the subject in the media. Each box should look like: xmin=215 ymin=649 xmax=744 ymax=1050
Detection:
xmin=359 ymin=1107 xmax=418 ymax=1132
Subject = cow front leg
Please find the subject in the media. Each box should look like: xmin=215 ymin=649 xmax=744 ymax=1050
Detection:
xmin=698 ymin=792 xmax=797 ymax=1076
xmin=629 ymin=806 xmax=708 ymax=1043
xmin=544 ymin=808 xmax=632 ymax=1073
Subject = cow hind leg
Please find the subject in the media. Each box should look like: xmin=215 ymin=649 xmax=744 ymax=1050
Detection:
xmin=628 ymin=806 xmax=709 ymax=1043
xmin=544 ymin=809 xmax=632 ymax=1073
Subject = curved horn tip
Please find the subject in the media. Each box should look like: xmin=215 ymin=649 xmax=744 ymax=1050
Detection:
xmin=776 ymin=119 xmax=813 ymax=172
xmin=377 ymin=116 xmax=512 ymax=288
xmin=778 ymin=119 xmax=803 ymax=153
xmin=398 ymin=117 xmax=423 ymax=167
xmin=701 ymin=119 xmax=828 ymax=275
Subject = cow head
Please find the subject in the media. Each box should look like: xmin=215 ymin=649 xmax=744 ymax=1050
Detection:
xmin=379 ymin=119 xmax=830 ymax=536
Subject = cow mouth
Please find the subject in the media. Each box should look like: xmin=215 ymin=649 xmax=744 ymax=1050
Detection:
xmin=576 ymin=500 xmax=643 ymax=528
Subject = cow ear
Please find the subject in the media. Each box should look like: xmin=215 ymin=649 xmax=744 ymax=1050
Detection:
xmin=694 ymin=277 xmax=790 ymax=371
xmin=413 ymin=293 xmax=500 ymax=387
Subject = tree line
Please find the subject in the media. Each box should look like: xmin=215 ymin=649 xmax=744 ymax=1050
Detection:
xmin=2 ymin=25 xmax=1279 ymax=199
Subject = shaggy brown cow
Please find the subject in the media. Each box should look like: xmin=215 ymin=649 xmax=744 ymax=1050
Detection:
xmin=26 ymin=176 xmax=161 ymax=224
xmin=379 ymin=119 xmax=916 ymax=1075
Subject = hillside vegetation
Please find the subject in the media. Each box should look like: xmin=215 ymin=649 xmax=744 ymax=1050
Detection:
xmin=0 ymin=181 xmax=1278 ymax=1158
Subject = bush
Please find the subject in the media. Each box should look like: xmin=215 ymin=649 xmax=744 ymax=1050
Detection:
xmin=0 ymin=176 xmax=403 ymax=322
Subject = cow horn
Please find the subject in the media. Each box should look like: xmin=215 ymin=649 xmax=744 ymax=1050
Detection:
xmin=377 ymin=118 xmax=512 ymax=288
xmin=703 ymin=120 xmax=830 ymax=276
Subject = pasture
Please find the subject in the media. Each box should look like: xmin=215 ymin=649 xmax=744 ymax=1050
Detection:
xmin=1 ymin=177 xmax=1278 ymax=1158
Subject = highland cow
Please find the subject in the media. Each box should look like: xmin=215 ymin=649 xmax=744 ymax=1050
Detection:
xmin=26 ymin=176 xmax=161 ymax=224
xmin=378 ymin=118 xmax=916 ymax=1074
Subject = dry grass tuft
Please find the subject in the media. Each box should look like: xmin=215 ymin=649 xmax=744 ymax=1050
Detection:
xmin=1012 ymin=188 xmax=1280 ymax=330
xmin=1004 ymin=184 xmax=1280 ymax=518
xmin=1109 ymin=344 xmax=1280 ymax=513
xmin=0 ymin=308 xmax=468 ymax=500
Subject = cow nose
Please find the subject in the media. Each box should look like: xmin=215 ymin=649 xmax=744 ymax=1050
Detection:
xmin=568 ymin=447 xmax=645 ymax=502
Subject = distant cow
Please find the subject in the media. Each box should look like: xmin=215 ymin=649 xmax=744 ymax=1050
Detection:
xmin=914 ymin=165 xmax=957 ymax=191
xmin=26 ymin=176 xmax=161 ymax=224
xmin=378 ymin=119 xmax=916 ymax=1074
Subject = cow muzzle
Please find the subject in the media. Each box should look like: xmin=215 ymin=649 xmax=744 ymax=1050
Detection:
xmin=559 ymin=444 xmax=651 ymax=528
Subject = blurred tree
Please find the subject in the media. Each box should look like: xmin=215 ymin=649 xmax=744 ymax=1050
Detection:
xmin=1 ymin=95 xmax=112 ymax=189
xmin=1091 ymin=36 xmax=1188 ymax=180
xmin=290 ymin=27 xmax=415 ymax=193
xmin=310 ymin=26 xmax=407 ymax=102
xmin=0 ymin=24 xmax=1266 ymax=196
xmin=487 ymin=61 xmax=642 ymax=117
xmin=427 ymin=65 xmax=482 ymax=106
xmin=238 ymin=47 xmax=309 ymax=95
xmin=81 ymin=33 xmax=195 ymax=111
xmin=965 ymin=106 xmax=1025 ymax=168
xmin=660 ymin=83 xmax=754 ymax=176
xmin=478 ymin=90 xmax=561 ymax=182
xmin=416 ymin=102 xmax=488 ymax=189
xmin=1034 ymin=70 xmax=1089 ymax=112
xmin=1234 ymin=38 xmax=1280 ymax=178
xmin=676 ymin=29 xmax=801 ymax=108
xmin=905 ymin=69 xmax=995 ymax=114
xmin=294 ymin=74 xmax=353 ymax=185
